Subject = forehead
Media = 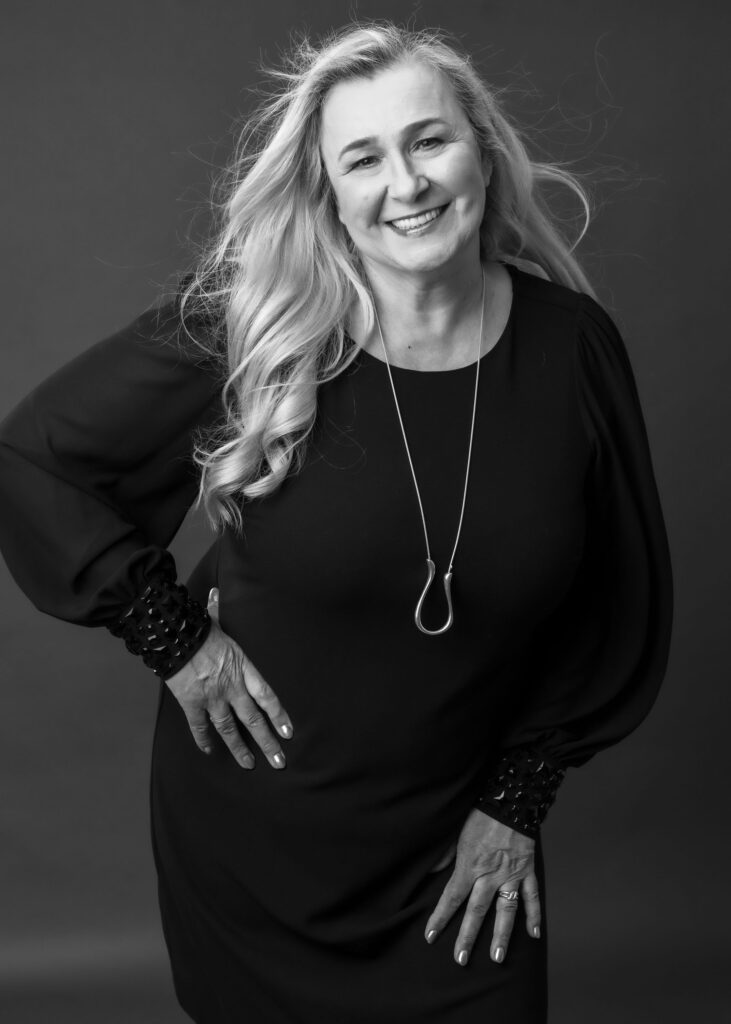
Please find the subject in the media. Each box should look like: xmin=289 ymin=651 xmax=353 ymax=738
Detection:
xmin=320 ymin=61 xmax=467 ymax=153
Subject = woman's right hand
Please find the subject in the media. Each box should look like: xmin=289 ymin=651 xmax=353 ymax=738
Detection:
xmin=163 ymin=588 xmax=293 ymax=769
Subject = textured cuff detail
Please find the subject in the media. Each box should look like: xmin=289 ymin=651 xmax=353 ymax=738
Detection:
xmin=107 ymin=568 xmax=212 ymax=680
xmin=475 ymin=748 xmax=566 ymax=838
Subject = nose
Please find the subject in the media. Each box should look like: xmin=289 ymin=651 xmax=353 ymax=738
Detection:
xmin=386 ymin=153 xmax=428 ymax=204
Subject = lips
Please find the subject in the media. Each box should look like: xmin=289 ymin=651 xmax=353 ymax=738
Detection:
xmin=387 ymin=204 xmax=448 ymax=233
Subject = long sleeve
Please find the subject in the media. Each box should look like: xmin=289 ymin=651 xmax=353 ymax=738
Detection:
xmin=0 ymin=295 xmax=224 ymax=632
xmin=475 ymin=292 xmax=674 ymax=835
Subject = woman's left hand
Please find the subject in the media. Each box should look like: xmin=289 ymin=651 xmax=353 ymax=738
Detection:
xmin=424 ymin=809 xmax=541 ymax=966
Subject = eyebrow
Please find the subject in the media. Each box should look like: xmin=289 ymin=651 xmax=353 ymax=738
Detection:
xmin=337 ymin=117 xmax=449 ymax=161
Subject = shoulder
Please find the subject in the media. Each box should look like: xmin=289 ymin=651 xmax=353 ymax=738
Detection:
xmin=507 ymin=265 xmax=582 ymax=375
xmin=508 ymin=264 xmax=620 ymax=351
xmin=509 ymin=263 xmax=582 ymax=319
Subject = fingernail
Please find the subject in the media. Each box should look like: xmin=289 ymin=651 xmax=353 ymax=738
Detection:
xmin=243 ymin=755 xmax=255 ymax=769
xmin=494 ymin=947 xmax=504 ymax=963
xmin=533 ymin=925 xmax=541 ymax=938
xmin=273 ymin=752 xmax=285 ymax=767
xmin=203 ymin=747 xmax=212 ymax=755
xmin=426 ymin=929 xmax=437 ymax=943
xmin=457 ymin=949 xmax=469 ymax=966
xmin=281 ymin=723 xmax=292 ymax=737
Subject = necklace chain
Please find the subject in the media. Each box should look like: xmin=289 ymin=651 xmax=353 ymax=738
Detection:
xmin=371 ymin=271 xmax=486 ymax=635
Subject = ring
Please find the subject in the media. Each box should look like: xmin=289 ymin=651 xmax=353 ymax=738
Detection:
xmin=497 ymin=889 xmax=520 ymax=901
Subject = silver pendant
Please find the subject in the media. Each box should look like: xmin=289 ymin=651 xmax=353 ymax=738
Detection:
xmin=415 ymin=558 xmax=454 ymax=635
xmin=371 ymin=271 xmax=486 ymax=638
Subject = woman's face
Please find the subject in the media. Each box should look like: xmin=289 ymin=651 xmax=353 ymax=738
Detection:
xmin=319 ymin=60 xmax=491 ymax=280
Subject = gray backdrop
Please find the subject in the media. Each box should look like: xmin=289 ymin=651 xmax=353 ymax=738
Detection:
xmin=1 ymin=1 xmax=728 ymax=1021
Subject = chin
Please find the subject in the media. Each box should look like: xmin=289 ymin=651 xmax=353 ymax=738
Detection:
xmin=399 ymin=256 xmax=453 ymax=275
xmin=390 ymin=242 xmax=470 ymax=275
xmin=356 ymin=228 xmax=479 ymax=278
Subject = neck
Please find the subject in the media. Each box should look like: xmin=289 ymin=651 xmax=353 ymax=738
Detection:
xmin=352 ymin=254 xmax=492 ymax=370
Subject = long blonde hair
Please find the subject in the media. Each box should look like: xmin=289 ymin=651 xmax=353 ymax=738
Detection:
xmin=180 ymin=21 xmax=598 ymax=534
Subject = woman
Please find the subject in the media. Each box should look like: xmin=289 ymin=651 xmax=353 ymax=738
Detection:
xmin=0 ymin=21 xmax=673 ymax=1024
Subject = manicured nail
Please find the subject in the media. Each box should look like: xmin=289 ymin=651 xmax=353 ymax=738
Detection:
xmin=533 ymin=925 xmax=541 ymax=939
xmin=494 ymin=947 xmax=504 ymax=963
xmin=273 ymin=752 xmax=285 ymax=767
xmin=457 ymin=949 xmax=469 ymax=966
xmin=426 ymin=929 xmax=437 ymax=943
xmin=281 ymin=723 xmax=292 ymax=737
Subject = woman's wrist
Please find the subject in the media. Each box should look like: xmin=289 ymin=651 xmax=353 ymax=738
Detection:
xmin=107 ymin=567 xmax=212 ymax=680
xmin=475 ymin=747 xmax=566 ymax=839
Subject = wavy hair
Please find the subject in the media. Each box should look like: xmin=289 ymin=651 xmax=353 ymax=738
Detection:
xmin=180 ymin=20 xmax=599 ymax=534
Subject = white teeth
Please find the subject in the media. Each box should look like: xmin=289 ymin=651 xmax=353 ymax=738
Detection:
xmin=389 ymin=206 xmax=444 ymax=231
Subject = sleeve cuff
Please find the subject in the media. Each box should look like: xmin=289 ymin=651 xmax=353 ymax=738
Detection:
xmin=474 ymin=747 xmax=566 ymax=838
xmin=107 ymin=561 xmax=212 ymax=680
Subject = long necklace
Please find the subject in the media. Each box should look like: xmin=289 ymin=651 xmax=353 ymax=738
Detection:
xmin=371 ymin=270 xmax=486 ymax=635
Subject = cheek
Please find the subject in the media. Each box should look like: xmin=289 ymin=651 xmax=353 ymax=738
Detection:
xmin=337 ymin=188 xmax=381 ymax=231
xmin=448 ymin=155 xmax=488 ymax=207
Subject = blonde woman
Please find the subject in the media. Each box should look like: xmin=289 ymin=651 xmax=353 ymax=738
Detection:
xmin=0 ymin=21 xmax=672 ymax=1024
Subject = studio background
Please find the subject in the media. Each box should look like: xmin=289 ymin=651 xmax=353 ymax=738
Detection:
xmin=1 ymin=1 xmax=727 ymax=1021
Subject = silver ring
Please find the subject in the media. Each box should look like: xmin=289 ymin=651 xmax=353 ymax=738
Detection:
xmin=497 ymin=889 xmax=520 ymax=901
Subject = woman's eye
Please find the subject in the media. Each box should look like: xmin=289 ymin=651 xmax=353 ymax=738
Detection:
xmin=349 ymin=139 xmax=442 ymax=171
xmin=351 ymin=156 xmax=378 ymax=170
xmin=414 ymin=137 xmax=442 ymax=151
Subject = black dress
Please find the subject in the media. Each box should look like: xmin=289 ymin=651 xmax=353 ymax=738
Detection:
xmin=0 ymin=264 xmax=673 ymax=1023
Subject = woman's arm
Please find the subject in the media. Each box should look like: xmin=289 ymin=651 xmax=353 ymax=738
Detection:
xmin=0 ymin=290 xmax=224 ymax=668
xmin=473 ymin=293 xmax=674 ymax=837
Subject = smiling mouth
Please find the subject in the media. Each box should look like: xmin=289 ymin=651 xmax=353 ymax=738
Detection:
xmin=387 ymin=204 xmax=449 ymax=234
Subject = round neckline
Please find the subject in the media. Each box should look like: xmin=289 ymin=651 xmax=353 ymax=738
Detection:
xmin=351 ymin=261 xmax=517 ymax=376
